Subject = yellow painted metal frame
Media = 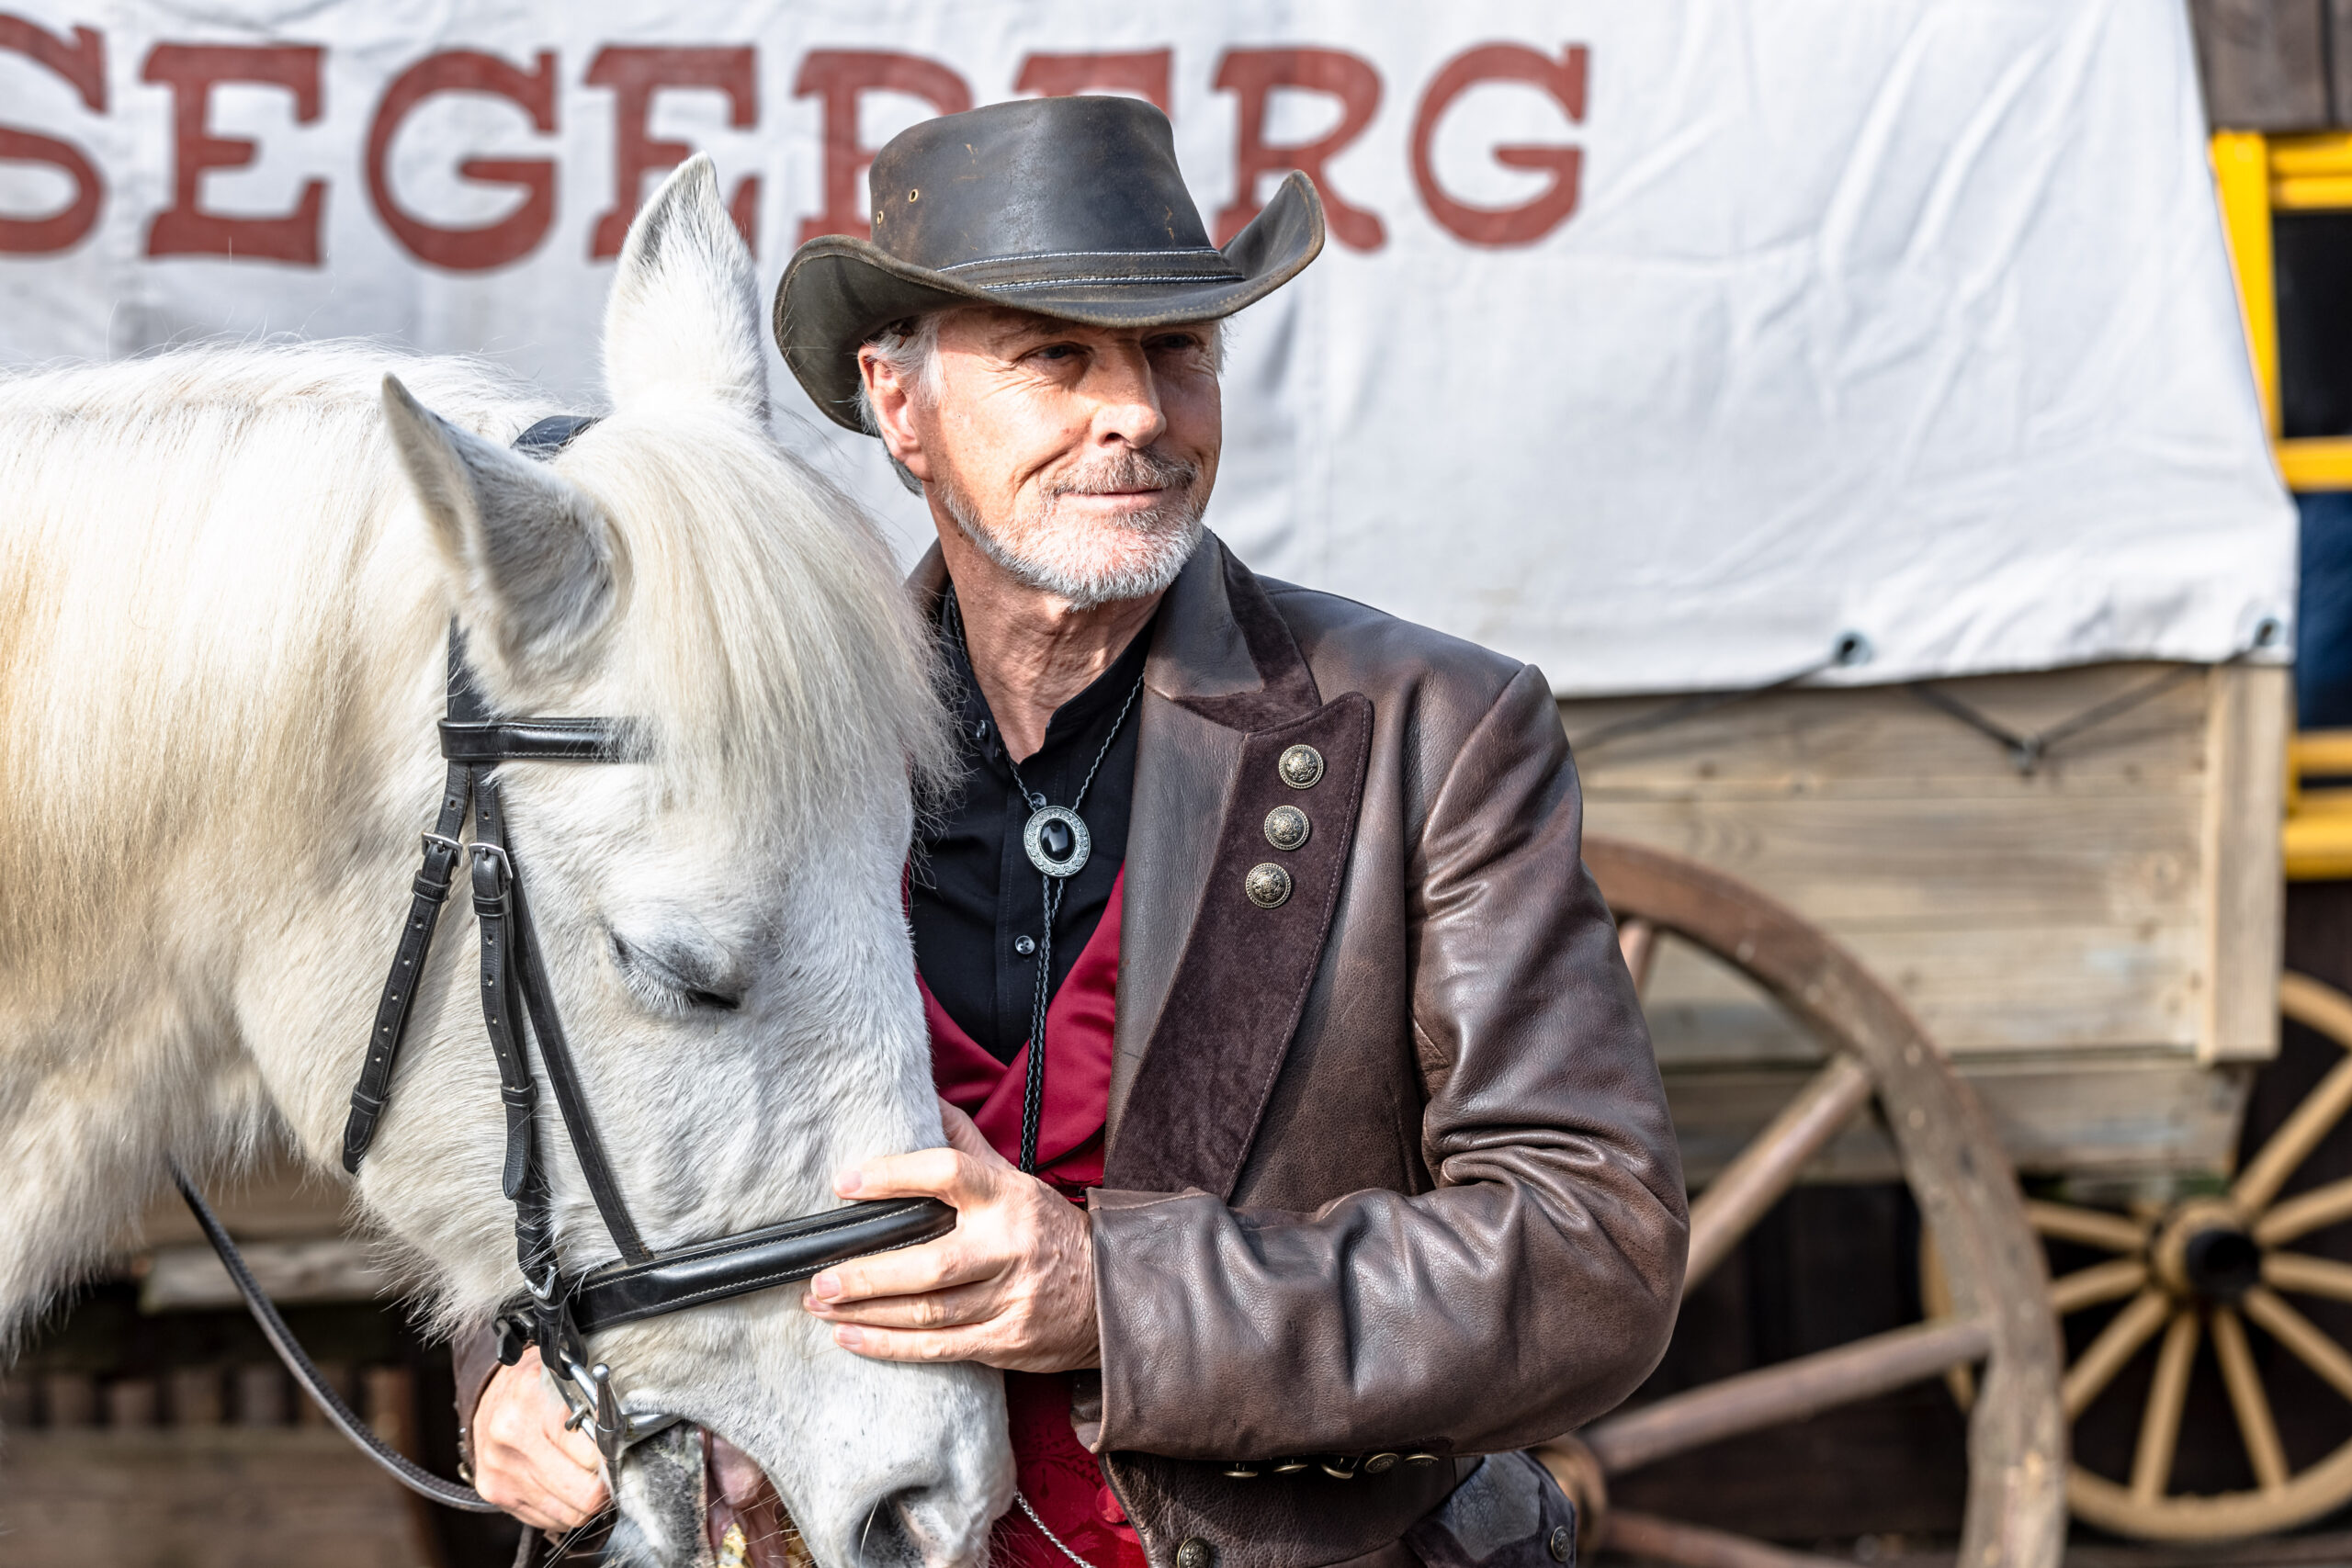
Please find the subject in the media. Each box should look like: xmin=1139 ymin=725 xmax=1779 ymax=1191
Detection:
xmin=2213 ymin=132 xmax=2352 ymax=877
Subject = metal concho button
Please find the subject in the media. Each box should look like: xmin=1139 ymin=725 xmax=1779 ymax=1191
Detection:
xmin=1547 ymin=1524 xmax=1575 ymax=1563
xmin=1245 ymin=863 xmax=1293 ymax=909
xmin=1263 ymin=804 xmax=1310 ymax=852
xmin=1177 ymin=1540 xmax=1217 ymax=1568
xmin=1363 ymin=1451 xmax=1398 ymax=1474
xmin=1278 ymin=743 xmax=1324 ymax=789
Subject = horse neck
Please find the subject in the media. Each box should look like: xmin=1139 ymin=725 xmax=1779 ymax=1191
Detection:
xmin=0 ymin=351 xmax=527 ymax=1334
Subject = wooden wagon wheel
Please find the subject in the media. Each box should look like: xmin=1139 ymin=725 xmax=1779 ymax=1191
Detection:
xmin=1543 ymin=839 xmax=2066 ymax=1568
xmin=1936 ymin=972 xmax=2352 ymax=1540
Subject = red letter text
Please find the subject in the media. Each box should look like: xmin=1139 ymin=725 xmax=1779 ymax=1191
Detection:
xmin=794 ymin=51 xmax=971 ymax=243
xmin=585 ymin=47 xmax=758 ymax=259
xmin=1212 ymin=48 xmax=1384 ymax=252
xmin=0 ymin=17 xmax=106 ymax=254
xmin=1014 ymin=51 xmax=1171 ymax=115
xmin=1412 ymin=45 xmax=1587 ymax=247
xmin=368 ymin=50 xmax=558 ymax=272
xmin=142 ymin=43 xmax=326 ymax=265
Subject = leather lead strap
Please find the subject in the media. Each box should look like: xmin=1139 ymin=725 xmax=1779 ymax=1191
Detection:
xmin=171 ymin=1162 xmax=502 ymax=1513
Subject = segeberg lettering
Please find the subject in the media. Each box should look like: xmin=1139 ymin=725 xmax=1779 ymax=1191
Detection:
xmin=0 ymin=16 xmax=107 ymax=254
xmin=1015 ymin=51 xmax=1172 ymax=116
xmin=0 ymin=32 xmax=1593 ymax=271
xmin=586 ymin=47 xmax=759 ymax=257
xmin=367 ymin=51 xmax=559 ymax=272
xmin=1213 ymin=47 xmax=1385 ymax=252
xmin=795 ymin=50 xmax=972 ymax=243
xmin=143 ymin=42 xmax=329 ymax=265
xmin=1412 ymin=44 xmax=1589 ymax=247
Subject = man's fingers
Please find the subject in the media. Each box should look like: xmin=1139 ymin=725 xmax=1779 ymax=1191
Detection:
xmin=835 ymin=1145 xmax=991 ymax=1205
xmin=831 ymin=1322 xmax=991 ymax=1364
xmin=807 ymin=1280 xmax=1001 ymax=1331
xmin=808 ymin=1236 xmax=996 ymax=1305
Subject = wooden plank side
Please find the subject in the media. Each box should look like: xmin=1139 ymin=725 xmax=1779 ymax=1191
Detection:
xmin=1585 ymin=795 xmax=2200 ymax=928
xmin=2191 ymin=0 xmax=2332 ymax=131
xmin=1566 ymin=663 xmax=2209 ymax=801
xmin=1564 ymin=661 xmax=2240 ymax=1077
xmin=2200 ymin=662 xmax=2290 ymax=1063
xmin=0 ymin=1427 xmax=436 ymax=1568
xmin=1667 ymin=1053 xmax=2250 ymax=1185
xmin=1642 ymin=921 xmax=2202 ymax=1060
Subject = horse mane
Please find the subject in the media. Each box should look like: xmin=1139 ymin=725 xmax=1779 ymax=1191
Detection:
xmin=0 ymin=340 xmax=948 ymax=1007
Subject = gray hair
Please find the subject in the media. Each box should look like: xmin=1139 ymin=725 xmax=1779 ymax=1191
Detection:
xmin=855 ymin=315 xmax=942 ymax=495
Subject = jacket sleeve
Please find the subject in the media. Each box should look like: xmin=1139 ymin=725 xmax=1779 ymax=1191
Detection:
xmin=452 ymin=1324 xmax=503 ymax=1474
xmin=1086 ymin=663 xmax=1688 ymax=1459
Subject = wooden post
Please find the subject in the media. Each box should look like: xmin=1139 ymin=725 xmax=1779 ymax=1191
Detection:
xmin=2199 ymin=663 xmax=2290 ymax=1064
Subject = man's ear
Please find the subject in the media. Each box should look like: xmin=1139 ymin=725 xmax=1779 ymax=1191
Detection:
xmin=603 ymin=153 xmax=766 ymax=418
xmin=857 ymin=346 xmax=931 ymax=496
xmin=382 ymin=374 xmax=619 ymax=682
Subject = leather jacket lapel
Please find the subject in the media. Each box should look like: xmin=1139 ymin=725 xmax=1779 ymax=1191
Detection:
xmin=1106 ymin=539 xmax=1372 ymax=1199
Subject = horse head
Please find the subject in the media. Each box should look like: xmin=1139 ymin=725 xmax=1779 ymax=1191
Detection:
xmin=361 ymin=157 xmax=1009 ymax=1564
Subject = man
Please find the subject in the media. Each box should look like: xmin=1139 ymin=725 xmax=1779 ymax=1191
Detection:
xmin=466 ymin=96 xmax=1686 ymax=1568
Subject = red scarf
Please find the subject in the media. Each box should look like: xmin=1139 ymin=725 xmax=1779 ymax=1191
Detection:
xmin=922 ymin=868 xmax=1144 ymax=1568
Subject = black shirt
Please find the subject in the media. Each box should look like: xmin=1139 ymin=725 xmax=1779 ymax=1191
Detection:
xmin=909 ymin=592 xmax=1151 ymax=1064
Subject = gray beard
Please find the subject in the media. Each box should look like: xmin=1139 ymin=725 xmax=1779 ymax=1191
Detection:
xmin=935 ymin=450 xmax=1207 ymax=612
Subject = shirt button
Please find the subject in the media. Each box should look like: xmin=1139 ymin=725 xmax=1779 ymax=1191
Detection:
xmin=1014 ymin=935 xmax=1037 ymax=957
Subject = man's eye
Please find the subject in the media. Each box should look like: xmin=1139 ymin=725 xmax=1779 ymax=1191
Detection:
xmin=1034 ymin=343 xmax=1081 ymax=362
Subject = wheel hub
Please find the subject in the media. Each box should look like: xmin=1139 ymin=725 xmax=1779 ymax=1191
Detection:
xmin=2152 ymin=1197 xmax=2260 ymax=1303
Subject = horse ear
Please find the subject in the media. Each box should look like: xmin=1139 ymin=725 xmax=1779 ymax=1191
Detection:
xmin=602 ymin=153 xmax=767 ymax=418
xmin=381 ymin=374 xmax=618 ymax=680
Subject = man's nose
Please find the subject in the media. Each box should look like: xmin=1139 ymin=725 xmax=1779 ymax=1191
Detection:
xmin=1085 ymin=344 xmax=1168 ymax=448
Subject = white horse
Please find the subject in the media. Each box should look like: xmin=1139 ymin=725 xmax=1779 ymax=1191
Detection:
xmin=0 ymin=157 xmax=1010 ymax=1566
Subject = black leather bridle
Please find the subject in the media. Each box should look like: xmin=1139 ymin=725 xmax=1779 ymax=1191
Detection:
xmin=185 ymin=414 xmax=954 ymax=1506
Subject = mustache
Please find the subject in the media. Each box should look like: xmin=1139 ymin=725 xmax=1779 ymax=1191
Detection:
xmin=1044 ymin=446 xmax=1200 ymax=500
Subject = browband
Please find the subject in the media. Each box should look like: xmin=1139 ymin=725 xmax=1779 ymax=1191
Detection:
xmin=439 ymin=717 xmax=625 ymax=763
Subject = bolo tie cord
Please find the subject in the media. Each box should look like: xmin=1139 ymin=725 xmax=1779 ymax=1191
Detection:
xmin=945 ymin=593 xmax=1144 ymax=1174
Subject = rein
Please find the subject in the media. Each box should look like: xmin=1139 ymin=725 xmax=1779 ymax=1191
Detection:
xmin=182 ymin=414 xmax=955 ymax=1507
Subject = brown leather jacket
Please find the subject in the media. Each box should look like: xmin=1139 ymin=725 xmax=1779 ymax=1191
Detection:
xmin=459 ymin=536 xmax=1686 ymax=1567
xmin=988 ymin=537 xmax=1687 ymax=1568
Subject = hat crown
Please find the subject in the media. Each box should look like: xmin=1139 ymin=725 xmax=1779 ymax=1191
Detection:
xmin=866 ymin=97 xmax=1224 ymax=277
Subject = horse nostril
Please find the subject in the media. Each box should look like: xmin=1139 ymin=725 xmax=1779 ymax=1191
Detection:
xmin=854 ymin=1489 xmax=924 ymax=1568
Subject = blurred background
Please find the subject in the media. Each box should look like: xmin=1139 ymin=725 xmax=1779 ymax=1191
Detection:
xmin=2 ymin=3 xmax=2348 ymax=1567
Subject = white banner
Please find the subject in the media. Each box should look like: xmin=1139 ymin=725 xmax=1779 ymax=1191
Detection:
xmin=0 ymin=0 xmax=2296 ymax=693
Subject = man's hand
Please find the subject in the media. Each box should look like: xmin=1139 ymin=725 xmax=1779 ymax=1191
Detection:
xmin=470 ymin=1358 xmax=608 ymax=1531
xmin=805 ymin=1100 xmax=1099 ymax=1371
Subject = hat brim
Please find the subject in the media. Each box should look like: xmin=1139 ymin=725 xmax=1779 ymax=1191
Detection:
xmin=773 ymin=173 xmax=1325 ymax=433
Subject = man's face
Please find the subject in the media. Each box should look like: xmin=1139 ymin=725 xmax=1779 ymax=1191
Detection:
xmin=864 ymin=307 xmax=1223 ymax=609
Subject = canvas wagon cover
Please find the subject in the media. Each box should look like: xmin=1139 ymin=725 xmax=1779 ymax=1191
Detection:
xmin=0 ymin=0 xmax=2296 ymax=694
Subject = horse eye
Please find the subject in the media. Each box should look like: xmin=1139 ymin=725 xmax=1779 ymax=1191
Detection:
xmin=610 ymin=932 xmax=742 ymax=1014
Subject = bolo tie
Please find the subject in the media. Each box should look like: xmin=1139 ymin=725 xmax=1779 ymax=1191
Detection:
xmin=945 ymin=593 xmax=1145 ymax=1174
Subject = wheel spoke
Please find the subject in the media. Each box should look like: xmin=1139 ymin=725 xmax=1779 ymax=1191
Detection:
xmin=2243 ymin=1286 xmax=2352 ymax=1402
xmin=2264 ymin=1250 xmax=2352 ymax=1303
xmin=2063 ymin=1288 xmax=2171 ymax=1418
xmin=1583 ymin=1316 xmax=1990 ymax=1476
xmin=1686 ymin=1055 xmax=1874 ymax=1287
xmin=2131 ymin=1310 xmax=2199 ymax=1502
xmin=1618 ymin=917 xmax=1660 ymax=996
xmin=2050 ymin=1257 xmax=2147 ymax=1316
xmin=1604 ymin=1509 xmax=1858 ymax=1568
xmin=2255 ymin=1176 xmax=2352 ymax=1248
xmin=2211 ymin=1306 xmax=2290 ymax=1493
xmin=2237 ymin=975 xmax=2352 ymax=1214
xmin=2025 ymin=1200 xmax=2147 ymax=1254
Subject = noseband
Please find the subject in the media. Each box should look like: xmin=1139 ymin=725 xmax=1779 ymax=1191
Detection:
xmin=185 ymin=414 xmax=954 ymax=1506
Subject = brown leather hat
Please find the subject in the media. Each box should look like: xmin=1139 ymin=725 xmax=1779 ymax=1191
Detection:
xmin=774 ymin=95 xmax=1325 ymax=432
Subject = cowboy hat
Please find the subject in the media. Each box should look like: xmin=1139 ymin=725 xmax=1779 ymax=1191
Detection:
xmin=773 ymin=95 xmax=1325 ymax=432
